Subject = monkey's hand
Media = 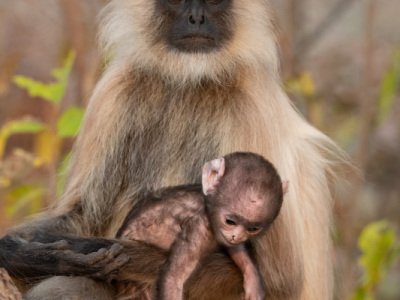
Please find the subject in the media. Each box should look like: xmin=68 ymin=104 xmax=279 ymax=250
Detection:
xmin=56 ymin=242 xmax=130 ymax=281
xmin=227 ymin=245 xmax=266 ymax=300
xmin=0 ymin=234 xmax=129 ymax=281
xmin=242 ymin=274 xmax=266 ymax=300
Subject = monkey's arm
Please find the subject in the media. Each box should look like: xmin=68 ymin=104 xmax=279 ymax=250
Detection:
xmin=228 ymin=244 xmax=266 ymax=300
xmin=0 ymin=233 xmax=129 ymax=281
xmin=1 ymin=231 xmax=246 ymax=299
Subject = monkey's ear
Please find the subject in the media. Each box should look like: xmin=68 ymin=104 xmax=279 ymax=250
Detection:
xmin=282 ymin=180 xmax=289 ymax=195
xmin=202 ymin=158 xmax=226 ymax=195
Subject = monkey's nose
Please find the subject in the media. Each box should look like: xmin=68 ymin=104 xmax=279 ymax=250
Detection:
xmin=188 ymin=7 xmax=206 ymax=26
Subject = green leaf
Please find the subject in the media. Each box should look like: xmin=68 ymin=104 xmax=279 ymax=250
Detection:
xmin=351 ymin=221 xmax=399 ymax=300
xmin=5 ymin=185 xmax=44 ymax=217
xmin=0 ymin=118 xmax=45 ymax=159
xmin=13 ymin=50 xmax=76 ymax=104
xmin=7 ymin=119 xmax=45 ymax=134
xmin=57 ymin=107 xmax=84 ymax=138
xmin=358 ymin=221 xmax=397 ymax=283
xmin=51 ymin=50 xmax=75 ymax=81
xmin=13 ymin=76 xmax=62 ymax=103
xmin=378 ymin=50 xmax=400 ymax=123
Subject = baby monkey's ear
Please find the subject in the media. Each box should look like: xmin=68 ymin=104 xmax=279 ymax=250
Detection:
xmin=202 ymin=158 xmax=226 ymax=195
xmin=282 ymin=180 xmax=289 ymax=195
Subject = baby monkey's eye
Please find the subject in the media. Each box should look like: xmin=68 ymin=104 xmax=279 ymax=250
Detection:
xmin=225 ymin=219 xmax=237 ymax=226
xmin=247 ymin=227 xmax=261 ymax=233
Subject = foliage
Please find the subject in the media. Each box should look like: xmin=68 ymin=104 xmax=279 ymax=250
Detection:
xmin=378 ymin=50 xmax=400 ymax=124
xmin=0 ymin=119 xmax=44 ymax=159
xmin=351 ymin=221 xmax=400 ymax=300
xmin=57 ymin=107 xmax=85 ymax=138
xmin=286 ymin=72 xmax=316 ymax=98
xmin=13 ymin=51 xmax=75 ymax=103
xmin=0 ymin=51 xmax=84 ymax=219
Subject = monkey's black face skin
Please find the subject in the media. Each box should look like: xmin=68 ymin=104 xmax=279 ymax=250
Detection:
xmin=157 ymin=0 xmax=233 ymax=53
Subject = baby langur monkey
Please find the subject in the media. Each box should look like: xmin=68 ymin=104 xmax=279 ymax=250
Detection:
xmin=118 ymin=152 xmax=288 ymax=300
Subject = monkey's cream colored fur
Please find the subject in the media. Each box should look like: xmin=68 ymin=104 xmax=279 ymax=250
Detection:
xmin=55 ymin=1 xmax=346 ymax=299
xmin=99 ymin=1 xmax=278 ymax=84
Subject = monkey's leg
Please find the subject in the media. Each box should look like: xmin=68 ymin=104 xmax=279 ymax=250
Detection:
xmin=0 ymin=268 xmax=22 ymax=300
xmin=24 ymin=276 xmax=114 ymax=300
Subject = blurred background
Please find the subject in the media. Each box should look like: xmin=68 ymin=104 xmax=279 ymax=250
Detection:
xmin=0 ymin=0 xmax=399 ymax=299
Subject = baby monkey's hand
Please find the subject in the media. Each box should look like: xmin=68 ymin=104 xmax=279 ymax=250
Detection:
xmin=242 ymin=268 xmax=266 ymax=300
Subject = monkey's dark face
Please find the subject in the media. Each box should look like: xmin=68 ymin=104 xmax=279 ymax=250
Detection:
xmin=156 ymin=0 xmax=233 ymax=53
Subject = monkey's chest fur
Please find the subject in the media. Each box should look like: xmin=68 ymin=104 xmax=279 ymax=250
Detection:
xmin=93 ymin=70 xmax=244 ymax=234
xmin=108 ymin=71 xmax=242 ymax=197
xmin=118 ymin=187 xmax=216 ymax=251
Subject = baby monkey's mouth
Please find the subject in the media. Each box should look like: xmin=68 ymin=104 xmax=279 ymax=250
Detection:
xmin=219 ymin=233 xmax=242 ymax=247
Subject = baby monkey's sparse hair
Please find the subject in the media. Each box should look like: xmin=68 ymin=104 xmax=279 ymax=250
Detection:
xmin=118 ymin=152 xmax=287 ymax=300
xmin=203 ymin=152 xmax=287 ymax=247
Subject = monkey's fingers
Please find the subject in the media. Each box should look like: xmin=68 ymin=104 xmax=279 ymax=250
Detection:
xmin=26 ymin=240 xmax=70 ymax=251
xmin=58 ymin=243 xmax=130 ymax=280
xmin=84 ymin=248 xmax=109 ymax=265
xmin=61 ymin=250 xmax=96 ymax=266
xmin=82 ymin=243 xmax=124 ymax=265
xmin=108 ymin=243 xmax=124 ymax=257
xmin=92 ymin=253 xmax=130 ymax=280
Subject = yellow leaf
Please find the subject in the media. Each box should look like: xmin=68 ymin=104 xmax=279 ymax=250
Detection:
xmin=285 ymin=72 xmax=316 ymax=98
xmin=299 ymin=73 xmax=316 ymax=97
xmin=34 ymin=129 xmax=61 ymax=164
xmin=32 ymin=158 xmax=45 ymax=168
xmin=0 ymin=129 xmax=9 ymax=160
xmin=0 ymin=176 xmax=11 ymax=188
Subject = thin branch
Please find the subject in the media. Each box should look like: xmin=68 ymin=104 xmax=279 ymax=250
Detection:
xmin=296 ymin=0 xmax=358 ymax=57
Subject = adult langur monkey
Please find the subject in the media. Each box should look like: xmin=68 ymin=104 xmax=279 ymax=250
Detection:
xmin=0 ymin=0 xmax=347 ymax=299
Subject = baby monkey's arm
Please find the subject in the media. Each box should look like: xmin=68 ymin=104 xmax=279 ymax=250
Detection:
xmin=157 ymin=215 xmax=214 ymax=300
xmin=228 ymin=244 xmax=266 ymax=300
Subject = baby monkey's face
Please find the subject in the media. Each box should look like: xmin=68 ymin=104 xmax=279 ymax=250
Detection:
xmin=211 ymin=195 xmax=270 ymax=247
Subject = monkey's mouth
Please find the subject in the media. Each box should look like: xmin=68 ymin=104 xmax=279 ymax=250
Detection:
xmin=180 ymin=34 xmax=214 ymax=43
xmin=171 ymin=34 xmax=218 ymax=53
xmin=219 ymin=233 xmax=238 ymax=247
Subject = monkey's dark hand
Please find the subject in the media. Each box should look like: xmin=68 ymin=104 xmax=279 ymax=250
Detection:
xmin=55 ymin=242 xmax=130 ymax=281
xmin=0 ymin=234 xmax=129 ymax=281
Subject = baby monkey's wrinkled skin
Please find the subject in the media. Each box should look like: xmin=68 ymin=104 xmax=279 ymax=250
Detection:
xmin=118 ymin=152 xmax=288 ymax=300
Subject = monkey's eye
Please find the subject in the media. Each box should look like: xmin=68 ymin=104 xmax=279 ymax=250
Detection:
xmin=225 ymin=219 xmax=237 ymax=226
xmin=167 ymin=0 xmax=184 ymax=5
xmin=206 ymin=0 xmax=224 ymax=5
xmin=247 ymin=227 xmax=261 ymax=233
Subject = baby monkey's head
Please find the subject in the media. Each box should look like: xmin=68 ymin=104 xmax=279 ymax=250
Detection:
xmin=202 ymin=152 xmax=288 ymax=247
